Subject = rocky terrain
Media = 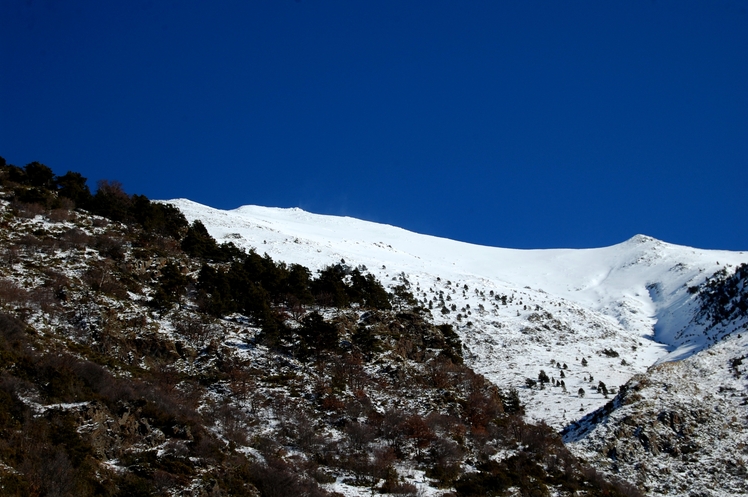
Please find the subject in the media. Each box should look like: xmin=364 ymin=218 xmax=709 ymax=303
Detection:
xmin=564 ymin=334 xmax=748 ymax=496
xmin=0 ymin=160 xmax=641 ymax=496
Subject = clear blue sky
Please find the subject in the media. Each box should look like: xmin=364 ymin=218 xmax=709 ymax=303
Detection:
xmin=2 ymin=1 xmax=747 ymax=250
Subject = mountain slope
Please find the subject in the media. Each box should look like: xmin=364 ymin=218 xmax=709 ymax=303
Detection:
xmin=167 ymin=199 xmax=748 ymax=428
xmin=563 ymin=332 xmax=748 ymax=496
xmin=0 ymin=164 xmax=646 ymax=497
xmin=562 ymin=264 xmax=748 ymax=496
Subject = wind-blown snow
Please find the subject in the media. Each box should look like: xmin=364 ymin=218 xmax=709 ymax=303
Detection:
xmin=166 ymin=199 xmax=748 ymax=428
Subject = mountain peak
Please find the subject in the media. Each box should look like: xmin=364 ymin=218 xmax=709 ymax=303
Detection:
xmin=627 ymin=234 xmax=658 ymax=244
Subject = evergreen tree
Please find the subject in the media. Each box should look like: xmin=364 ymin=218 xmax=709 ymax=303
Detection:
xmin=538 ymin=370 xmax=550 ymax=385
xmin=285 ymin=264 xmax=314 ymax=305
xmin=152 ymin=263 xmax=189 ymax=310
xmin=391 ymin=284 xmax=418 ymax=312
xmin=501 ymin=388 xmax=524 ymax=415
xmin=352 ymin=323 xmax=379 ymax=356
xmin=598 ymin=381 xmax=608 ymax=397
xmin=90 ymin=180 xmax=132 ymax=222
xmin=24 ymin=162 xmax=56 ymax=189
xmin=131 ymin=195 xmax=188 ymax=239
xmin=311 ymin=265 xmax=350 ymax=307
xmin=298 ymin=311 xmax=338 ymax=357
xmin=56 ymin=171 xmax=92 ymax=207
xmin=182 ymin=220 xmax=221 ymax=260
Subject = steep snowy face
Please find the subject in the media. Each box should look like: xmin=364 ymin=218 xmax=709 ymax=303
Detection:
xmin=166 ymin=199 xmax=748 ymax=426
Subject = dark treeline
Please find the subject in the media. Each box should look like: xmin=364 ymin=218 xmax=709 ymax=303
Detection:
xmin=0 ymin=157 xmax=187 ymax=240
xmin=0 ymin=157 xmax=400 ymax=349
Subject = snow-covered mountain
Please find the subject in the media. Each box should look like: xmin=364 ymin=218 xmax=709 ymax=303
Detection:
xmin=167 ymin=199 xmax=748 ymax=430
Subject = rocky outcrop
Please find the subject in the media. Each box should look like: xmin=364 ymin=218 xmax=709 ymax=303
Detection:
xmin=565 ymin=341 xmax=748 ymax=496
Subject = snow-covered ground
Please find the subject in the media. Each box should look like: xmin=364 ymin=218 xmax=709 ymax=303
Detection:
xmin=564 ymin=332 xmax=748 ymax=496
xmin=167 ymin=199 xmax=748 ymax=428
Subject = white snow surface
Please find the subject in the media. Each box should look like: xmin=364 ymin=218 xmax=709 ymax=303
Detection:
xmin=166 ymin=199 xmax=748 ymax=428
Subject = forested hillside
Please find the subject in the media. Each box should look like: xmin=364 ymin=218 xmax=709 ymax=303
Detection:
xmin=0 ymin=158 xmax=641 ymax=496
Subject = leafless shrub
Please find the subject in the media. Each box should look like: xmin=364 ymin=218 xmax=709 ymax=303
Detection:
xmin=295 ymin=412 xmax=321 ymax=452
xmin=226 ymin=366 xmax=256 ymax=404
xmin=27 ymin=286 xmax=57 ymax=313
xmin=393 ymin=337 xmax=415 ymax=359
xmin=0 ymin=313 xmax=28 ymax=346
xmin=172 ymin=314 xmax=216 ymax=342
xmin=250 ymin=458 xmax=328 ymax=497
xmin=380 ymin=478 xmax=418 ymax=496
xmin=285 ymin=295 xmax=308 ymax=323
xmin=464 ymin=389 xmax=503 ymax=430
xmin=1 ymin=245 xmax=21 ymax=265
xmin=274 ymin=401 xmax=319 ymax=452
xmin=56 ymin=197 xmax=75 ymax=212
xmin=429 ymin=437 xmax=463 ymax=484
xmin=344 ymin=421 xmax=376 ymax=451
xmin=42 ymin=268 xmax=71 ymax=295
xmin=0 ymin=278 xmax=28 ymax=306
xmin=11 ymin=201 xmax=45 ymax=219
xmin=581 ymin=466 xmax=645 ymax=497
xmin=22 ymin=445 xmax=79 ymax=497
xmin=371 ymin=446 xmax=398 ymax=480
xmin=252 ymin=435 xmax=282 ymax=458
xmin=427 ymin=356 xmax=460 ymax=389
xmin=59 ymin=228 xmax=91 ymax=250
xmin=380 ymin=409 xmax=407 ymax=451
xmin=47 ymin=207 xmax=72 ymax=223
xmin=315 ymin=292 xmax=334 ymax=308
xmin=151 ymin=469 xmax=185 ymax=494
xmin=17 ymin=233 xmax=44 ymax=254
xmin=82 ymin=264 xmax=127 ymax=299
xmin=95 ymin=233 xmax=125 ymax=260
xmin=216 ymin=400 xmax=249 ymax=446
xmin=319 ymin=395 xmax=346 ymax=413
xmin=402 ymin=414 xmax=436 ymax=457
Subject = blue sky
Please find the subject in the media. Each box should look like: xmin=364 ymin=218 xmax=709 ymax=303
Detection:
xmin=2 ymin=1 xmax=747 ymax=250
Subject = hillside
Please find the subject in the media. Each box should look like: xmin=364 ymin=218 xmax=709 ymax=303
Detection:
xmin=0 ymin=160 xmax=642 ymax=496
xmin=563 ymin=265 xmax=748 ymax=495
xmin=168 ymin=199 xmax=748 ymax=496
xmin=3 ymin=157 xmax=748 ymax=496
xmin=168 ymin=199 xmax=748 ymax=427
xmin=564 ymin=332 xmax=748 ymax=495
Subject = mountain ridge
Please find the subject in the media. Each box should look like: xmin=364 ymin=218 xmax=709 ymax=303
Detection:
xmin=166 ymin=198 xmax=748 ymax=494
xmin=3 ymin=158 xmax=744 ymax=495
xmin=166 ymin=198 xmax=748 ymax=429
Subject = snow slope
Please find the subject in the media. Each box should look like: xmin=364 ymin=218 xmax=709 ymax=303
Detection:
xmin=166 ymin=199 xmax=748 ymax=427
xmin=563 ymin=332 xmax=748 ymax=496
